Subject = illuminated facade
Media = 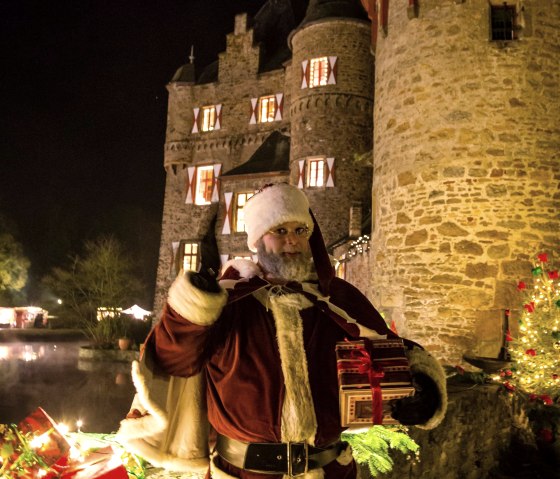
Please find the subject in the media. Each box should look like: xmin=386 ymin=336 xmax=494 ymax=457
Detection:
xmin=156 ymin=0 xmax=560 ymax=365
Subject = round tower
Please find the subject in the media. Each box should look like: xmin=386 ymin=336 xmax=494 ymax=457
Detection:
xmin=369 ymin=0 xmax=560 ymax=364
xmin=289 ymin=0 xmax=374 ymax=247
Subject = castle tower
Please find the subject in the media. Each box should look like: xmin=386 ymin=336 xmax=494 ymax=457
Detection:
xmin=368 ymin=0 xmax=560 ymax=364
xmin=288 ymin=0 xmax=374 ymax=247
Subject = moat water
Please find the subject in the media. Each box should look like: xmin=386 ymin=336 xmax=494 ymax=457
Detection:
xmin=0 ymin=340 xmax=135 ymax=433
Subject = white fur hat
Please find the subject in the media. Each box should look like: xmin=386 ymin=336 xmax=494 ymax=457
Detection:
xmin=244 ymin=183 xmax=314 ymax=252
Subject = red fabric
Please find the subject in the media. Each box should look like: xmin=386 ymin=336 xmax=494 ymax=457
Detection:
xmin=152 ymin=273 xmax=392 ymax=448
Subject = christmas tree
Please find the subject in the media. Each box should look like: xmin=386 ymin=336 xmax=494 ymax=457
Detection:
xmin=499 ymin=252 xmax=560 ymax=404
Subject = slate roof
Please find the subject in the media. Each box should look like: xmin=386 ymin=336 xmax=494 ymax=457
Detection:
xmin=221 ymin=131 xmax=290 ymax=177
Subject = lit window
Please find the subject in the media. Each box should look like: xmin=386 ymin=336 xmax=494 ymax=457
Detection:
xmin=195 ymin=166 xmax=214 ymax=205
xmin=259 ymin=96 xmax=276 ymax=123
xmin=181 ymin=242 xmax=199 ymax=272
xmin=201 ymin=106 xmax=216 ymax=131
xmin=491 ymin=4 xmax=518 ymax=41
xmin=336 ymin=261 xmax=346 ymax=280
xmin=234 ymin=192 xmax=254 ymax=232
xmin=309 ymin=57 xmax=329 ymax=88
xmin=307 ymin=158 xmax=325 ymax=187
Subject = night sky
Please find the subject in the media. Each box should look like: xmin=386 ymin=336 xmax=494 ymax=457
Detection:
xmin=1 ymin=0 xmax=267 ymax=302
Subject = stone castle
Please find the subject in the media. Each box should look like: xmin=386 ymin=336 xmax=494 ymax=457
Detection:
xmin=155 ymin=0 xmax=559 ymax=366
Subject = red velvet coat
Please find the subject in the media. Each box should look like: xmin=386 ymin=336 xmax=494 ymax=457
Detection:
xmin=152 ymin=265 xmax=393 ymax=447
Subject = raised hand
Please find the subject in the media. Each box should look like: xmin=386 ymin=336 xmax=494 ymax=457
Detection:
xmin=190 ymin=214 xmax=221 ymax=293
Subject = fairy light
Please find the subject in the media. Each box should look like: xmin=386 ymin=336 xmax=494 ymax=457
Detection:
xmin=346 ymin=235 xmax=370 ymax=259
xmin=29 ymin=432 xmax=50 ymax=449
xmin=497 ymin=254 xmax=559 ymax=403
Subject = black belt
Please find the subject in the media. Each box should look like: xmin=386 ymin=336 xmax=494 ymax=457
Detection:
xmin=216 ymin=434 xmax=344 ymax=476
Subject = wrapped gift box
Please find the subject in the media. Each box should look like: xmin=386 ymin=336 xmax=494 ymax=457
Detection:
xmin=51 ymin=445 xmax=129 ymax=479
xmin=336 ymin=339 xmax=415 ymax=426
xmin=4 ymin=408 xmax=128 ymax=479
xmin=18 ymin=407 xmax=71 ymax=466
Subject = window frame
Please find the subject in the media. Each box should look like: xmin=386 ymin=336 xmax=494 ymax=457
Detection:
xmin=177 ymin=240 xmax=199 ymax=274
xmin=309 ymin=57 xmax=329 ymax=88
xmin=201 ymin=105 xmax=216 ymax=132
xmin=258 ymin=95 xmax=276 ymax=123
xmin=194 ymin=165 xmax=215 ymax=205
xmin=307 ymin=157 xmax=326 ymax=188
xmin=233 ymin=191 xmax=254 ymax=233
xmin=490 ymin=4 xmax=518 ymax=41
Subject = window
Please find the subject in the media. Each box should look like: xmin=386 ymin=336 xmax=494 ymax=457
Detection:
xmin=336 ymin=260 xmax=346 ymax=280
xmin=192 ymin=104 xmax=222 ymax=133
xmin=491 ymin=4 xmax=518 ymax=41
xmin=309 ymin=57 xmax=329 ymax=88
xmin=258 ymin=96 xmax=276 ymax=123
xmin=202 ymin=106 xmax=216 ymax=131
xmin=301 ymin=57 xmax=337 ymax=89
xmin=250 ymin=94 xmax=283 ymax=124
xmin=186 ymin=164 xmax=221 ymax=205
xmin=194 ymin=165 xmax=214 ymax=205
xmin=181 ymin=242 xmax=199 ymax=272
xmin=307 ymin=158 xmax=325 ymax=187
xmin=234 ymin=192 xmax=254 ymax=232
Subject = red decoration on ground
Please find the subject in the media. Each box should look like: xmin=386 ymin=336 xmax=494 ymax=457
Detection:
xmin=525 ymin=349 xmax=536 ymax=356
xmin=537 ymin=253 xmax=548 ymax=262
xmin=548 ymin=270 xmax=559 ymax=280
xmin=517 ymin=281 xmax=526 ymax=291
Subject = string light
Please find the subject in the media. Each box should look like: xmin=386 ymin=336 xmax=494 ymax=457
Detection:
xmin=496 ymin=253 xmax=559 ymax=404
xmin=346 ymin=235 xmax=370 ymax=259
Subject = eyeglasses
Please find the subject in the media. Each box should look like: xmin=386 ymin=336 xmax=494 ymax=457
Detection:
xmin=266 ymin=225 xmax=311 ymax=238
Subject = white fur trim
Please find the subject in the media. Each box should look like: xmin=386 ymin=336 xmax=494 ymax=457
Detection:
xmin=117 ymin=361 xmax=211 ymax=473
xmin=220 ymin=258 xmax=263 ymax=279
xmin=117 ymin=360 xmax=168 ymax=440
xmin=210 ymin=453 xmax=237 ymax=479
xmin=244 ymin=183 xmax=314 ymax=252
xmin=405 ymin=347 xmax=448 ymax=430
xmin=120 ymin=438 xmax=209 ymax=473
xmin=267 ymin=291 xmax=318 ymax=444
xmin=168 ymin=273 xmax=228 ymax=325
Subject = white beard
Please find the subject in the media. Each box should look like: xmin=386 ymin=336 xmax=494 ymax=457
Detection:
xmin=256 ymin=242 xmax=315 ymax=283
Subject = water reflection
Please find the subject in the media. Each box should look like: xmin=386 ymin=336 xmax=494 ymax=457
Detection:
xmin=0 ymin=341 xmax=135 ymax=433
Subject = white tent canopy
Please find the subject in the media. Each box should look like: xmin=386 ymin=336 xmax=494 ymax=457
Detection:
xmin=122 ymin=304 xmax=152 ymax=320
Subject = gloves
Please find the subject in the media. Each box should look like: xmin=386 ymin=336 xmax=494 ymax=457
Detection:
xmin=390 ymin=372 xmax=440 ymax=426
xmin=189 ymin=214 xmax=221 ymax=293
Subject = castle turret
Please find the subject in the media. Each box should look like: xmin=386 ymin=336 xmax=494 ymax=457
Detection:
xmin=288 ymin=0 xmax=374 ymax=247
xmin=368 ymin=0 xmax=560 ymax=364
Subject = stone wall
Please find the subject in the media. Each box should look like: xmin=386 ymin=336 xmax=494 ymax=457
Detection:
xmin=369 ymin=0 xmax=560 ymax=365
xmin=289 ymin=19 xmax=374 ymax=247
xmin=154 ymin=14 xmax=291 ymax=313
xmin=375 ymin=383 xmax=530 ymax=479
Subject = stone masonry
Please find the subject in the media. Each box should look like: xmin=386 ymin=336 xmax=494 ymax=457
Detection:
xmin=366 ymin=0 xmax=560 ymax=365
xmin=155 ymin=5 xmax=375 ymax=314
